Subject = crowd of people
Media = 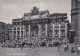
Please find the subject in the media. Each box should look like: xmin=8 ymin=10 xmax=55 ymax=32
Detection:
xmin=57 ymin=40 xmax=80 ymax=55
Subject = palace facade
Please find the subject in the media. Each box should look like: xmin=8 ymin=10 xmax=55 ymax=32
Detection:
xmin=12 ymin=7 xmax=69 ymax=44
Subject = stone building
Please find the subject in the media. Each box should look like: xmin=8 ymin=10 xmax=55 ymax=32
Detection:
xmin=7 ymin=24 xmax=12 ymax=42
xmin=71 ymin=0 xmax=80 ymax=43
xmin=12 ymin=19 xmax=23 ymax=44
xmin=0 ymin=22 xmax=12 ymax=43
xmin=0 ymin=22 xmax=7 ymax=43
xmin=12 ymin=7 xmax=69 ymax=44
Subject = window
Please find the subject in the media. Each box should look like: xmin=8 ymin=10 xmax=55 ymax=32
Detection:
xmin=17 ymin=27 xmax=20 ymax=30
xmin=14 ymin=27 xmax=16 ymax=30
xmin=21 ymin=31 xmax=23 ymax=34
xmin=17 ymin=31 xmax=20 ymax=35
xmin=14 ymin=31 xmax=16 ymax=35
xmin=26 ymin=34 xmax=28 ymax=36
xmin=26 ymin=26 xmax=28 ymax=28
xmin=42 ymin=31 xmax=45 ymax=36
xmin=55 ymin=21 xmax=58 ymax=25
xmin=55 ymin=30 xmax=58 ymax=35
xmin=9 ymin=31 xmax=12 ymax=33
xmin=17 ymin=35 xmax=20 ymax=37
xmin=13 ymin=23 xmax=16 ymax=25
xmin=61 ymin=21 xmax=65 ymax=25
xmin=55 ymin=26 xmax=59 ymax=28
xmin=42 ymin=24 xmax=45 ymax=29
xmin=49 ymin=23 xmax=53 ymax=29
xmin=26 ymin=30 xmax=28 ymax=33
xmin=21 ymin=35 xmax=23 ymax=37
xmin=21 ymin=27 xmax=23 ymax=30
xmin=36 ymin=30 xmax=38 ymax=34
xmin=14 ymin=36 xmax=16 ymax=37
xmin=61 ymin=26 xmax=65 ymax=28
xmin=21 ymin=31 xmax=23 ymax=35
xmin=17 ymin=22 xmax=20 ymax=25
xmin=49 ymin=30 xmax=53 ymax=36
xmin=61 ymin=29 xmax=65 ymax=35
xmin=62 ymin=15 xmax=63 ymax=17
xmin=2 ymin=31 xmax=4 ymax=34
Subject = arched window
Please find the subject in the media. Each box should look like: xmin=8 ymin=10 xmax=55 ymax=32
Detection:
xmin=55 ymin=29 xmax=58 ymax=35
xmin=17 ymin=27 xmax=20 ymax=30
xmin=61 ymin=29 xmax=65 ymax=35
xmin=17 ymin=31 xmax=20 ymax=35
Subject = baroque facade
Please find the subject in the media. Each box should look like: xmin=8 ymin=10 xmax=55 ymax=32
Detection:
xmin=12 ymin=7 xmax=69 ymax=44
xmin=71 ymin=0 xmax=80 ymax=43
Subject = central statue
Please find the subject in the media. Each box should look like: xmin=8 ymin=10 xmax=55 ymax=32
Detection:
xmin=31 ymin=7 xmax=39 ymax=15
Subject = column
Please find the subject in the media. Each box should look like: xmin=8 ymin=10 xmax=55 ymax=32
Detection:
xmin=53 ymin=23 xmax=55 ymax=38
xmin=78 ymin=17 xmax=80 ymax=45
xmin=20 ymin=26 xmax=21 ymax=37
xmin=16 ymin=26 xmax=17 ymax=38
xmin=12 ymin=26 xmax=14 ymax=43
xmin=23 ymin=25 xmax=25 ymax=38
xmin=29 ymin=25 xmax=31 ymax=37
xmin=45 ymin=24 xmax=48 ymax=36
xmin=59 ymin=23 xmax=61 ymax=38
xmin=65 ymin=23 xmax=67 ymax=38
xmin=38 ymin=24 xmax=42 ymax=37
xmin=24 ymin=25 xmax=27 ymax=38
xmin=12 ymin=26 xmax=14 ymax=40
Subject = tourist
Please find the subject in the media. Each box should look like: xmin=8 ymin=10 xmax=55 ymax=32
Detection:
xmin=71 ymin=45 xmax=74 ymax=53
xmin=64 ymin=44 xmax=68 ymax=52
xmin=77 ymin=46 xmax=80 ymax=54
xmin=58 ymin=43 xmax=60 ymax=51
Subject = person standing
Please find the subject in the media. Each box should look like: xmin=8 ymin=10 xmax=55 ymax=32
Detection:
xmin=71 ymin=45 xmax=74 ymax=53
xmin=77 ymin=45 xmax=80 ymax=54
xmin=58 ymin=42 xmax=60 ymax=51
xmin=64 ymin=44 xmax=67 ymax=52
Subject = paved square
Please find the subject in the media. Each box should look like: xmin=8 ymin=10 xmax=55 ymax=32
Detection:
xmin=0 ymin=46 xmax=80 ymax=56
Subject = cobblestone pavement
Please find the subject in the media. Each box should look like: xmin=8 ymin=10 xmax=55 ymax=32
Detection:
xmin=0 ymin=44 xmax=80 ymax=56
xmin=59 ymin=44 xmax=80 ymax=56
xmin=0 ymin=47 xmax=60 ymax=56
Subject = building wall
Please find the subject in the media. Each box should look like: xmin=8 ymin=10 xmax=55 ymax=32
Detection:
xmin=0 ymin=22 xmax=6 ymax=43
xmin=71 ymin=0 xmax=80 ymax=43
xmin=6 ymin=24 xmax=12 ymax=42
xmin=0 ymin=22 xmax=12 ymax=43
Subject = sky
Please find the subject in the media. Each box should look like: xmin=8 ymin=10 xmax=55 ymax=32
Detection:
xmin=0 ymin=0 xmax=71 ymax=23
